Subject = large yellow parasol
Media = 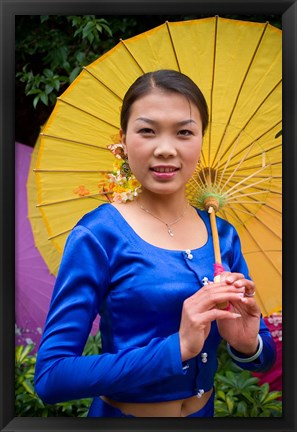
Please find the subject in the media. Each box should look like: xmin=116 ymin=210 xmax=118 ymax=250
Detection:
xmin=31 ymin=16 xmax=282 ymax=316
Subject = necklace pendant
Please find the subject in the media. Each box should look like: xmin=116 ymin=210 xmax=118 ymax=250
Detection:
xmin=167 ymin=227 xmax=174 ymax=236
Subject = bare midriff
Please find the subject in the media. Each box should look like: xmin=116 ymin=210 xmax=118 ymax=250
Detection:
xmin=101 ymin=387 xmax=213 ymax=417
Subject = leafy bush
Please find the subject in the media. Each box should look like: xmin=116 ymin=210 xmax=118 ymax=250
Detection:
xmin=15 ymin=16 xmax=136 ymax=109
xmin=214 ymin=341 xmax=282 ymax=417
xmin=15 ymin=331 xmax=102 ymax=417
xmin=15 ymin=333 xmax=282 ymax=417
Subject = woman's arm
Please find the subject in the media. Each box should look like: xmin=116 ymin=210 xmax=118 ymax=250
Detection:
xmin=34 ymin=226 xmax=186 ymax=404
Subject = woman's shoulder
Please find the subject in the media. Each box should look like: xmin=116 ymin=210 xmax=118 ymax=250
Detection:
xmin=74 ymin=203 xmax=122 ymax=236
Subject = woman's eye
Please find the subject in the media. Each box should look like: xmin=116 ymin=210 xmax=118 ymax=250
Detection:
xmin=178 ymin=129 xmax=194 ymax=136
xmin=138 ymin=128 xmax=155 ymax=135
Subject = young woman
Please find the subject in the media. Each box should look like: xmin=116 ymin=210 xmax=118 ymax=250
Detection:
xmin=35 ymin=70 xmax=276 ymax=417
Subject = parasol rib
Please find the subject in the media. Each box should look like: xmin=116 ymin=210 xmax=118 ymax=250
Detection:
xmin=221 ymin=207 xmax=281 ymax=316
xmin=39 ymin=133 xmax=114 ymax=151
xmin=83 ymin=67 xmax=123 ymax=101
xmin=119 ymin=39 xmax=145 ymax=74
xmin=219 ymin=138 xmax=282 ymax=171
xmin=206 ymin=15 xmax=219 ymax=169
xmin=165 ymin=22 xmax=181 ymax=72
xmin=47 ymin=228 xmax=72 ymax=240
xmin=212 ymin=21 xmax=270 ymax=165
xmin=213 ymin=80 xmax=282 ymax=166
xmin=221 ymin=166 xmax=271 ymax=196
xmin=36 ymin=192 xmax=111 ymax=207
xmin=211 ymin=120 xmax=282 ymax=172
xmin=225 ymin=179 xmax=281 ymax=195
xmin=216 ymin=132 xmax=251 ymax=190
xmin=57 ymin=98 xmax=119 ymax=129
xmin=222 ymin=205 xmax=281 ymax=241
xmin=34 ymin=169 xmax=111 ymax=173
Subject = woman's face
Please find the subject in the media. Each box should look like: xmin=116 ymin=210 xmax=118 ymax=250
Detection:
xmin=121 ymin=89 xmax=203 ymax=197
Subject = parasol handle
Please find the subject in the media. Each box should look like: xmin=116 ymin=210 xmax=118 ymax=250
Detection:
xmin=208 ymin=206 xmax=221 ymax=264
xmin=208 ymin=206 xmax=229 ymax=310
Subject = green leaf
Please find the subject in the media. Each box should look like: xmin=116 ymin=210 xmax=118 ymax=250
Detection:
xmin=33 ymin=95 xmax=41 ymax=109
xmin=226 ymin=395 xmax=234 ymax=413
xmin=262 ymin=391 xmax=282 ymax=403
xmin=43 ymin=68 xmax=53 ymax=78
xmin=27 ymin=88 xmax=42 ymax=95
xmin=40 ymin=16 xmax=49 ymax=24
xmin=236 ymin=400 xmax=248 ymax=417
xmin=100 ymin=22 xmax=113 ymax=37
xmin=22 ymin=379 xmax=35 ymax=395
xmin=250 ymin=405 xmax=259 ymax=417
xmin=69 ymin=66 xmax=81 ymax=83
xmin=45 ymin=84 xmax=53 ymax=95
xmin=216 ymin=390 xmax=226 ymax=401
xmin=15 ymin=343 xmax=35 ymax=364
xmin=40 ymin=93 xmax=49 ymax=106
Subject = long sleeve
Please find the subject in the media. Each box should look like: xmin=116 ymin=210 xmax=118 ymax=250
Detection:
xmin=228 ymin=320 xmax=276 ymax=373
xmin=34 ymin=226 xmax=185 ymax=404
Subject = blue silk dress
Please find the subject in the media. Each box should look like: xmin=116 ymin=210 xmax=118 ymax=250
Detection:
xmin=34 ymin=204 xmax=276 ymax=417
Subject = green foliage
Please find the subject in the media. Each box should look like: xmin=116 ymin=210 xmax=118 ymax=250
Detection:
xmin=15 ymin=331 xmax=102 ymax=417
xmin=214 ymin=341 xmax=282 ymax=417
xmin=15 ymin=16 xmax=126 ymax=109
xmin=15 ymin=334 xmax=282 ymax=417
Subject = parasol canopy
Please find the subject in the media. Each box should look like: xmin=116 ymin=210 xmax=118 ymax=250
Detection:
xmin=32 ymin=17 xmax=282 ymax=316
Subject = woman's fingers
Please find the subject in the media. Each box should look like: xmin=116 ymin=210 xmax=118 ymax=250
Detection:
xmin=214 ymin=272 xmax=256 ymax=298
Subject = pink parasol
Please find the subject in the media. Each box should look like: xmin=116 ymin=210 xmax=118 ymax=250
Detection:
xmin=15 ymin=142 xmax=99 ymax=350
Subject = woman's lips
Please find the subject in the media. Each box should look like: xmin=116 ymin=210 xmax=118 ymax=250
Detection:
xmin=150 ymin=166 xmax=179 ymax=179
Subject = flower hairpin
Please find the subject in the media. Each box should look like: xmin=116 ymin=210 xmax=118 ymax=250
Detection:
xmin=98 ymin=143 xmax=142 ymax=204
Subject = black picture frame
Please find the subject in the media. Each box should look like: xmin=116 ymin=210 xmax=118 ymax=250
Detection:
xmin=1 ymin=1 xmax=296 ymax=431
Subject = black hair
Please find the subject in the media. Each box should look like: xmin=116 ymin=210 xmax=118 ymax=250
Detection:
xmin=120 ymin=69 xmax=209 ymax=135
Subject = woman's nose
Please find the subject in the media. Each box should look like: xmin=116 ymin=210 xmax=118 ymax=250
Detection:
xmin=153 ymin=138 xmax=177 ymax=158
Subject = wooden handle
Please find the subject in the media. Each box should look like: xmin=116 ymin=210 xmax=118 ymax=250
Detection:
xmin=208 ymin=207 xmax=228 ymax=310
xmin=208 ymin=207 xmax=221 ymax=264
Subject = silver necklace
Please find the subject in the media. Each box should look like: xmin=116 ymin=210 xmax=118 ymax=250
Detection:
xmin=137 ymin=200 xmax=189 ymax=237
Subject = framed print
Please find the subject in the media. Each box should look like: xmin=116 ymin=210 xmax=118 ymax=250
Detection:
xmin=1 ymin=1 xmax=296 ymax=431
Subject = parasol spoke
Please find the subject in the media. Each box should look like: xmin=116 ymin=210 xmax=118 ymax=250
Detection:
xmin=47 ymin=228 xmax=73 ymax=240
xmin=39 ymin=133 xmax=115 ymax=151
xmin=213 ymin=80 xmax=282 ymax=166
xmin=34 ymin=169 xmax=111 ymax=173
xmin=218 ymin=138 xmax=256 ymax=191
xmin=83 ymin=67 xmax=123 ymax=100
xmin=225 ymin=179 xmax=281 ymax=195
xmin=206 ymin=15 xmax=219 ymax=168
xmin=36 ymin=192 xmax=111 ymax=207
xmin=211 ymin=21 xmax=270 ymax=165
xmin=221 ymin=141 xmax=282 ymax=171
xmin=165 ymin=22 xmax=182 ymax=72
xmin=222 ymin=167 xmax=271 ymax=197
xmin=57 ymin=98 xmax=119 ymax=129
xmin=223 ymin=204 xmax=282 ymax=241
xmin=119 ymin=39 xmax=146 ymax=74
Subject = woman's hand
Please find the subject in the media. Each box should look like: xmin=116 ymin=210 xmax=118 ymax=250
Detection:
xmin=215 ymin=272 xmax=262 ymax=356
xmin=178 ymin=276 xmax=246 ymax=362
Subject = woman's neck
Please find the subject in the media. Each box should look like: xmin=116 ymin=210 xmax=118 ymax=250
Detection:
xmin=136 ymin=189 xmax=189 ymax=220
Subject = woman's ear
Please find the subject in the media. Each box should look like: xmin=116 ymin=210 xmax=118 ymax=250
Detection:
xmin=120 ymin=129 xmax=127 ymax=156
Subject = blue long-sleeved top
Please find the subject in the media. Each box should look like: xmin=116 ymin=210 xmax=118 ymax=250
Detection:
xmin=35 ymin=204 xmax=276 ymax=412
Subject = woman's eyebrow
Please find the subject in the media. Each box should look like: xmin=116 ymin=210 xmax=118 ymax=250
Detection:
xmin=135 ymin=117 xmax=197 ymax=125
